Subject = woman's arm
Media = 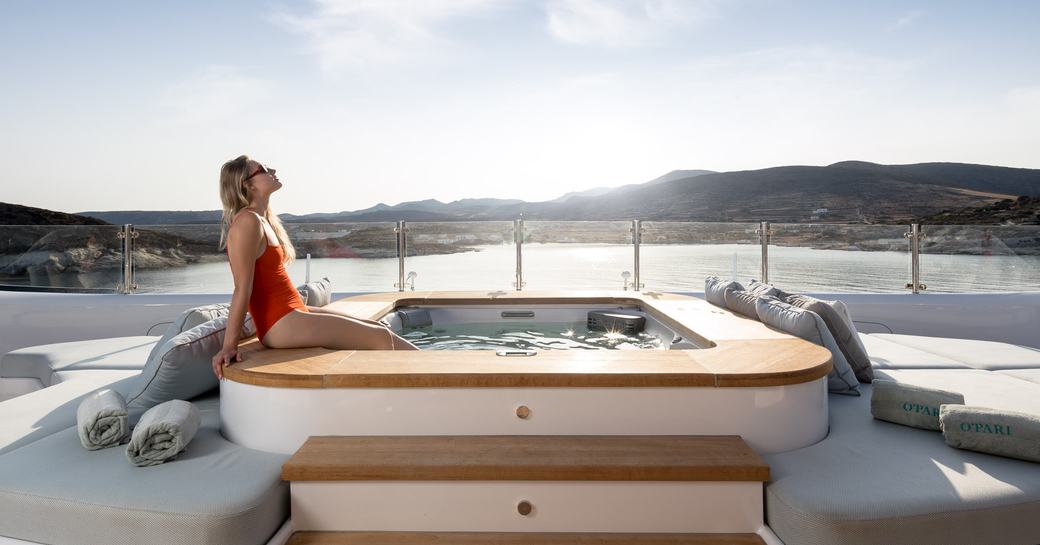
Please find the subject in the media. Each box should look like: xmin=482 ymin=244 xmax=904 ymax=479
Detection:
xmin=212 ymin=213 xmax=262 ymax=379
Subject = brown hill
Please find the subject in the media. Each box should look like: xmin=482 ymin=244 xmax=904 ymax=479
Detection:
xmin=1 ymin=202 xmax=109 ymax=225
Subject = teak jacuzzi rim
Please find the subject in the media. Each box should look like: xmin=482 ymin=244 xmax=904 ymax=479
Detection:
xmin=225 ymin=290 xmax=833 ymax=389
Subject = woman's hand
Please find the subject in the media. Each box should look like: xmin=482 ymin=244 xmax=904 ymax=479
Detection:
xmin=211 ymin=346 xmax=242 ymax=380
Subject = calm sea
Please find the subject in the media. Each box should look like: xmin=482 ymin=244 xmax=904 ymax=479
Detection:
xmin=130 ymin=243 xmax=1040 ymax=294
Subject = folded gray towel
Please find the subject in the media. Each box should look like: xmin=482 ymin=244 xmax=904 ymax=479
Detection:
xmin=870 ymin=379 xmax=964 ymax=430
xmin=126 ymin=399 xmax=201 ymax=467
xmin=76 ymin=389 xmax=129 ymax=450
xmin=940 ymin=405 xmax=1040 ymax=463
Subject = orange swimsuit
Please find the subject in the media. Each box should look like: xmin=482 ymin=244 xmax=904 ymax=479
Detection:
xmin=228 ymin=211 xmax=308 ymax=341
xmin=248 ymin=243 xmax=308 ymax=341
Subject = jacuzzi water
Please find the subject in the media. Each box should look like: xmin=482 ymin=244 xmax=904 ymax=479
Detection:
xmin=402 ymin=321 xmax=667 ymax=350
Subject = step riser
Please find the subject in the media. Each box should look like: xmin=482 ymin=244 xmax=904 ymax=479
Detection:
xmin=292 ymin=481 xmax=763 ymax=533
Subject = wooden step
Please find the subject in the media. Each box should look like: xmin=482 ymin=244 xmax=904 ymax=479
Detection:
xmin=287 ymin=531 xmax=767 ymax=545
xmin=282 ymin=435 xmax=769 ymax=482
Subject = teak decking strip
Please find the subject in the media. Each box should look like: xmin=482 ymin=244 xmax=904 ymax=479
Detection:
xmin=281 ymin=435 xmax=769 ymax=482
xmin=287 ymin=532 xmax=767 ymax=545
xmin=224 ymin=291 xmax=833 ymax=389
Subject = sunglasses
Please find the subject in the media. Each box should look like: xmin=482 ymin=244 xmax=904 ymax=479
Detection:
xmin=244 ymin=163 xmax=275 ymax=182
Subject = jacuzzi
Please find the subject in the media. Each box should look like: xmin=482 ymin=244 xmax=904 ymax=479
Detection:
xmin=220 ymin=291 xmax=831 ymax=456
xmin=380 ymin=304 xmax=704 ymax=351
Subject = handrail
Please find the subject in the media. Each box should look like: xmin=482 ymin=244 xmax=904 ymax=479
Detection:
xmin=1 ymin=220 xmax=1036 ymax=294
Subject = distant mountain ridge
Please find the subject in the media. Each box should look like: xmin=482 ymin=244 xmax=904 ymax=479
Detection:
xmin=67 ymin=160 xmax=1040 ymax=225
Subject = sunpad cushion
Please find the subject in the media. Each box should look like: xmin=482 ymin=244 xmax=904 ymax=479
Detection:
xmin=871 ymin=334 xmax=1040 ymax=370
xmin=998 ymin=369 xmax=1040 ymax=386
xmin=51 ymin=369 xmax=143 ymax=385
xmin=859 ymin=333 xmax=973 ymax=370
xmin=874 ymin=369 xmax=1040 ymax=414
xmin=765 ymin=383 xmax=1040 ymax=545
xmin=0 ymin=394 xmax=290 ymax=545
xmin=0 ymin=336 xmax=158 ymax=386
xmin=0 ymin=372 xmax=141 ymax=456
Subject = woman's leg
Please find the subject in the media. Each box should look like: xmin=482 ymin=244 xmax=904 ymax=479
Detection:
xmin=306 ymin=305 xmax=418 ymax=350
xmin=263 ymin=309 xmax=419 ymax=350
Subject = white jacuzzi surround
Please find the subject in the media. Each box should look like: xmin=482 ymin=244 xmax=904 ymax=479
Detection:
xmin=220 ymin=376 xmax=828 ymax=455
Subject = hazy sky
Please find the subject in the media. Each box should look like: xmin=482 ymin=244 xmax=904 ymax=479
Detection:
xmin=3 ymin=1 xmax=1039 ymax=215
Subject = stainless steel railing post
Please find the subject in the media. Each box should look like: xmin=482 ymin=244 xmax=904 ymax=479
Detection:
xmin=513 ymin=217 xmax=525 ymax=291
xmin=904 ymin=223 xmax=927 ymax=294
xmin=631 ymin=219 xmax=643 ymax=292
xmin=394 ymin=221 xmax=407 ymax=292
xmin=758 ymin=221 xmax=771 ymax=284
xmin=117 ymin=224 xmax=138 ymax=294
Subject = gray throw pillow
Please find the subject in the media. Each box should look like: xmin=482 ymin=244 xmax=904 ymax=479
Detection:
xmin=145 ymin=303 xmax=231 ymax=365
xmin=126 ymin=316 xmax=256 ymax=410
xmin=724 ymin=289 xmax=760 ymax=319
xmin=746 ymin=279 xmax=780 ymax=298
xmin=756 ymin=296 xmax=860 ymax=395
xmin=785 ymin=294 xmax=874 ymax=383
xmin=704 ymin=276 xmax=743 ymax=309
xmin=298 ymin=277 xmax=332 ymax=308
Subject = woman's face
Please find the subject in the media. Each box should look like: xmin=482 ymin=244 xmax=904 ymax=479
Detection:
xmin=243 ymin=160 xmax=282 ymax=197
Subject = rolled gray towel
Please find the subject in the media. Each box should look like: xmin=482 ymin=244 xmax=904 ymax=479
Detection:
xmin=870 ymin=379 xmax=964 ymax=431
xmin=76 ymin=389 xmax=129 ymax=450
xmin=126 ymin=399 xmax=201 ymax=467
xmin=940 ymin=405 xmax=1040 ymax=463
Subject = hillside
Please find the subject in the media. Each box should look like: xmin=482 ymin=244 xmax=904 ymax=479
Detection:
xmin=916 ymin=196 xmax=1040 ymax=225
xmin=71 ymin=160 xmax=1040 ymax=225
xmin=1 ymin=202 xmax=109 ymax=225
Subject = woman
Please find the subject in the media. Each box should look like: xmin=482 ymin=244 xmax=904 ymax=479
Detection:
xmin=211 ymin=155 xmax=417 ymax=379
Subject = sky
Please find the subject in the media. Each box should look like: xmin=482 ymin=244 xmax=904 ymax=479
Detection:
xmin=2 ymin=0 xmax=1039 ymax=215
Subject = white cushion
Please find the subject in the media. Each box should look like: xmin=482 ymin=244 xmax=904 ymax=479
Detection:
xmin=999 ymin=369 xmax=1040 ymax=386
xmin=859 ymin=333 xmax=974 ymax=370
xmin=0 ymin=394 xmax=290 ymax=545
xmin=50 ymin=369 xmax=143 ymax=385
xmin=875 ymin=369 xmax=1040 ymax=415
xmin=0 ymin=372 xmax=141 ymax=456
xmin=0 ymin=336 xmax=158 ymax=386
xmin=765 ymin=381 xmax=1040 ymax=545
xmin=871 ymin=334 xmax=1040 ymax=371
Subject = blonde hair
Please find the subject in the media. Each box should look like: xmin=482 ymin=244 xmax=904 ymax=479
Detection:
xmin=218 ymin=155 xmax=295 ymax=265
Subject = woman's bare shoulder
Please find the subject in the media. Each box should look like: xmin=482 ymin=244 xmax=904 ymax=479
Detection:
xmin=231 ymin=208 xmax=262 ymax=225
xmin=228 ymin=211 xmax=262 ymax=246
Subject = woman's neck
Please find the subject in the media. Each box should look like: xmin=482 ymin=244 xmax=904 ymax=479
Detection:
xmin=247 ymin=195 xmax=270 ymax=214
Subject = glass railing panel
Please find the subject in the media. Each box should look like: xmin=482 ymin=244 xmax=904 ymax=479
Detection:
xmin=132 ymin=224 xmax=228 ymax=293
xmin=521 ymin=221 xmax=634 ymax=290
xmin=404 ymin=221 xmax=515 ymax=291
xmin=133 ymin=222 xmax=399 ymax=293
xmin=283 ymin=222 xmax=399 ymax=292
xmin=640 ymin=222 xmax=760 ymax=292
xmin=921 ymin=225 xmax=1040 ymax=292
xmin=0 ymin=225 xmax=125 ymax=291
xmin=769 ymin=224 xmax=910 ymax=293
